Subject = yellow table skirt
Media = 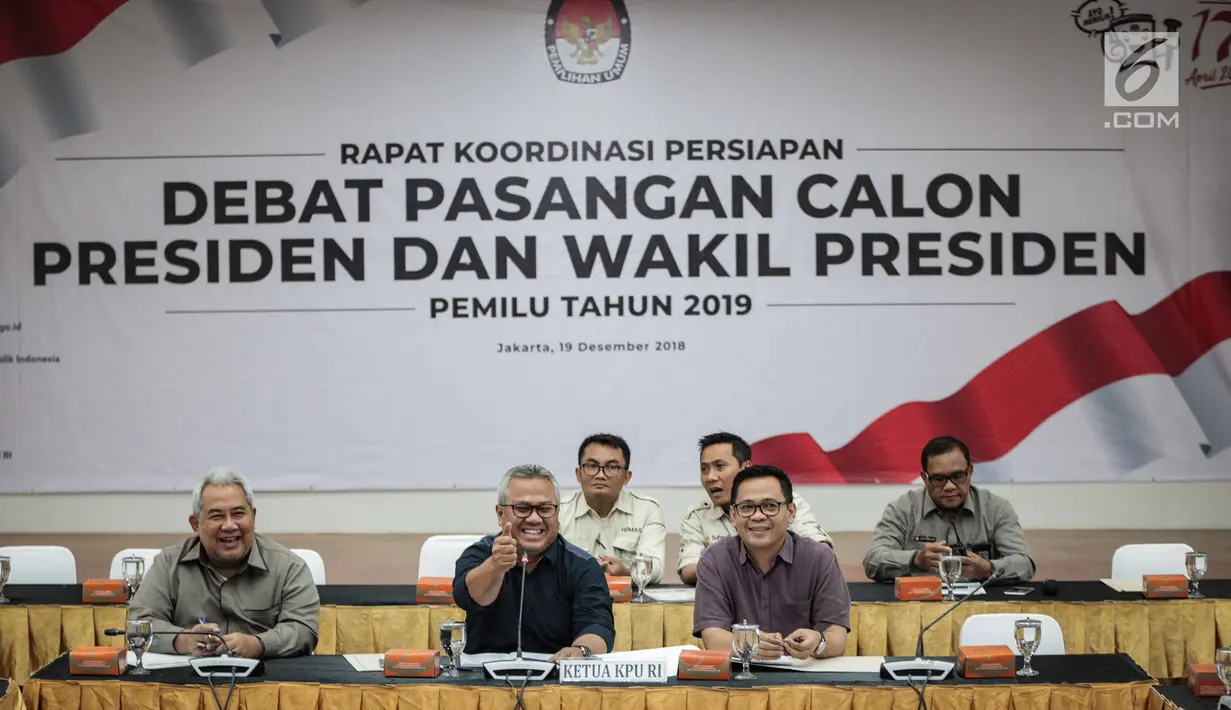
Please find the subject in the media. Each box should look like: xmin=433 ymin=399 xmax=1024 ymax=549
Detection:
xmin=19 ymin=678 xmax=1159 ymax=710
xmin=0 ymin=681 xmax=27 ymax=710
xmin=3 ymin=600 xmax=1229 ymax=684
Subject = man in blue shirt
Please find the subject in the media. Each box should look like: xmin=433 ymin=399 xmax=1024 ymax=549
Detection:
xmin=453 ymin=464 xmax=615 ymax=660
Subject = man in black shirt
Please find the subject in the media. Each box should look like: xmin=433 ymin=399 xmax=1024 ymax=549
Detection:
xmin=454 ymin=464 xmax=615 ymax=660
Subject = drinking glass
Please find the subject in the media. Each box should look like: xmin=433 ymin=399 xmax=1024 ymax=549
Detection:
xmin=439 ymin=621 xmax=467 ymax=677
xmin=1186 ymin=552 xmax=1208 ymax=599
xmin=631 ymin=554 xmax=651 ymax=603
xmin=0 ymin=556 xmax=10 ymax=604
xmin=939 ymin=555 xmax=963 ymax=601
xmin=122 ymin=556 xmax=146 ymax=594
xmin=731 ymin=621 xmax=760 ymax=681
xmin=126 ymin=619 xmax=153 ymax=675
xmin=1014 ymin=618 xmax=1042 ymax=677
xmin=1215 ymin=647 xmax=1231 ymax=708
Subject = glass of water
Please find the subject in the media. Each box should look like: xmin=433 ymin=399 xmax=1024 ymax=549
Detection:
xmin=1215 ymin=647 xmax=1231 ymax=703
xmin=1015 ymin=618 xmax=1042 ymax=677
xmin=631 ymin=554 xmax=651 ymax=603
xmin=1186 ymin=552 xmax=1207 ymax=599
xmin=731 ymin=620 xmax=760 ymax=680
xmin=439 ymin=620 xmax=467 ymax=677
xmin=939 ymin=555 xmax=963 ymax=601
xmin=0 ymin=556 xmax=10 ymax=604
xmin=126 ymin=618 xmax=153 ymax=675
xmin=122 ymin=556 xmax=146 ymax=594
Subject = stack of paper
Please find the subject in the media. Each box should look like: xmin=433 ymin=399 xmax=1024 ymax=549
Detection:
xmin=459 ymin=651 xmax=553 ymax=670
xmin=1101 ymin=578 xmax=1143 ymax=593
xmin=751 ymin=655 xmax=886 ymax=673
xmin=343 ymin=654 xmax=385 ymax=672
xmin=125 ymin=652 xmax=193 ymax=670
xmin=645 ymin=588 xmax=696 ymax=603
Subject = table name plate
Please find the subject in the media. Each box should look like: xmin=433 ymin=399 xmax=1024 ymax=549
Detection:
xmin=558 ymin=657 xmax=669 ymax=684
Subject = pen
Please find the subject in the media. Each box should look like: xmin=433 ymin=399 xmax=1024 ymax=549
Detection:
xmin=197 ymin=617 xmax=209 ymax=649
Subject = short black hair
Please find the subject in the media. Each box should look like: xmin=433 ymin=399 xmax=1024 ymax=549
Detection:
xmin=578 ymin=433 xmax=631 ymax=467
xmin=730 ymin=465 xmax=793 ymax=505
xmin=920 ymin=435 xmax=971 ymax=471
xmin=697 ymin=431 xmax=751 ymax=464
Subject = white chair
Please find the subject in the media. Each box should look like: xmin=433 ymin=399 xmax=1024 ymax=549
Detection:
xmin=1111 ymin=543 xmax=1194 ymax=579
xmin=959 ymin=613 xmax=1066 ymax=655
xmin=108 ymin=548 xmax=163 ymax=580
xmin=0 ymin=545 xmax=78 ymax=584
xmin=418 ymin=534 xmax=485 ymax=579
xmin=290 ymin=549 xmax=327 ymax=585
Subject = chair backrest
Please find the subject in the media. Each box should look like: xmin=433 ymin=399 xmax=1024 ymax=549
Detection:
xmin=418 ymin=535 xmax=486 ymax=579
xmin=0 ymin=545 xmax=78 ymax=584
xmin=1111 ymin=543 xmax=1194 ymax=579
xmin=108 ymin=548 xmax=164 ymax=580
xmin=959 ymin=613 xmax=1066 ymax=655
xmin=291 ymin=549 xmax=327 ymax=585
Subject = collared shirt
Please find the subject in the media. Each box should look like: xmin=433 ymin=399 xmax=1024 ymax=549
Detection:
xmin=128 ymin=533 xmax=320 ymax=657
xmin=453 ymin=533 xmax=616 ymax=655
xmin=861 ymin=485 xmax=1035 ymax=583
xmin=677 ymin=492 xmax=833 ymax=573
xmin=559 ymin=488 xmax=667 ymax=584
xmin=692 ymin=532 xmax=851 ymax=638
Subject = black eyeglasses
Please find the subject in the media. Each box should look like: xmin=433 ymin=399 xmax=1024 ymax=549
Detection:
xmin=924 ymin=471 xmax=970 ymax=487
xmin=500 ymin=503 xmax=559 ymax=519
xmin=732 ymin=500 xmax=786 ymax=517
xmin=580 ymin=462 xmax=626 ymax=477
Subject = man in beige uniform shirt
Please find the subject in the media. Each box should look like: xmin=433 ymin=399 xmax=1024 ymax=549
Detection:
xmin=128 ymin=468 xmax=320 ymax=658
xmin=559 ymin=433 xmax=667 ymax=583
xmin=862 ymin=435 xmax=1035 ymax=584
xmin=678 ymin=432 xmax=833 ymax=585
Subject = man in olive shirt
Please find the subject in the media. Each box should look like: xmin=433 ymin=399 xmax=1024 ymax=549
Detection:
xmin=693 ymin=466 xmax=850 ymax=659
xmin=559 ymin=433 xmax=667 ymax=583
xmin=128 ymin=468 xmax=320 ymax=658
xmin=678 ymin=432 xmax=833 ymax=585
xmin=862 ymin=436 xmax=1035 ymax=584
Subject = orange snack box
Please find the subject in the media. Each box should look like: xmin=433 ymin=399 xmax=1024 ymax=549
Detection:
xmin=957 ymin=645 xmax=1016 ymax=679
xmin=895 ymin=576 xmax=942 ymax=601
xmin=415 ymin=577 xmax=455 ymax=604
xmin=606 ymin=576 xmax=632 ymax=603
xmin=677 ymin=649 xmax=731 ymax=680
xmin=1188 ymin=663 xmax=1229 ymax=697
xmin=383 ymin=649 xmax=441 ymax=678
xmin=1143 ymin=574 xmax=1189 ymax=599
xmin=82 ymin=579 xmax=131 ymax=604
xmin=70 ymin=646 xmax=128 ymax=676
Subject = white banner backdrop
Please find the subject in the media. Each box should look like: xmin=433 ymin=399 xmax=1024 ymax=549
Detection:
xmin=0 ymin=0 xmax=1228 ymax=492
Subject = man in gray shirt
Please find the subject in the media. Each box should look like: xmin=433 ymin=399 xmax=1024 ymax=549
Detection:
xmin=693 ymin=466 xmax=850 ymax=660
xmin=128 ymin=468 xmax=320 ymax=658
xmin=862 ymin=436 xmax=1035 ymax=584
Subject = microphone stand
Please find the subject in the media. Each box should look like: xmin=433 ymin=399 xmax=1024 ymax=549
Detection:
xmin=880 ymin=569 xmax=1005 ymax=682
xmin=482 ymin=552 xmax=556 ymax=681
xmin=107 ymin=628 xmax=262 ymax=710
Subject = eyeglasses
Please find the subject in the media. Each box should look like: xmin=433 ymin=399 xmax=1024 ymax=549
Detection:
xmin=733 ymin=500 xmax=786 ymax=517
xmin=924 ymin=471 xmax=970 ymax=487
xmin=580 ymin=462 xmax=626 ymax=477
xmin=500 ymin=503 xmax=559 ymax=519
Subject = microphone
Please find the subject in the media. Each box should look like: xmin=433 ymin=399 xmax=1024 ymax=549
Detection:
xmin=481 ymin=547 xmax=556 ymax=681
xmin=105 ymin=627 xmax=233 ymax=657
xmin=881 ymin=568 xmax=1005 ymax=681
xmin=106 ymin=628 xmax=262 ymax=678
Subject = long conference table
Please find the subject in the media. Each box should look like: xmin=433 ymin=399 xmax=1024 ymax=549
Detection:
xmin=11 ymin=651 xmax=1181 ymax=710
xmin=1 ymin=579 xmax=1227 ymax=686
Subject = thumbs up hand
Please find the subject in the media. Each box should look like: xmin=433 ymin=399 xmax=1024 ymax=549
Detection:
xmin=492 ymin=522 xmax=519 ymax=571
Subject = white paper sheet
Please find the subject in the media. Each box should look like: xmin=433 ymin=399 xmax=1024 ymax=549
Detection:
xmin=459 ymin=651 xmax=554 ymax=669
xmin=1101 ymin=578 xmax=1144 ymax=592
xmin=645 ymin=588 xmax=696 ymax=603
xmin=126 ymin=651 xmax=193 ymax=670
xmin=751 ymin=655 xmax=886 ymax=673
xmin=343 ymin=653 xmax=385 ymax=672
xmin=596 ymin=645 xmax=699 ymax=678
xmin=946 ymin=582 xmax=987 ymax=597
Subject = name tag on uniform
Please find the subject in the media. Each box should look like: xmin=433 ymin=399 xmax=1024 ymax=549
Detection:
xmin=913 ymin=535 xmax=937 ymax=543
xmin=559 ymin=657 xmax=669 ymax=684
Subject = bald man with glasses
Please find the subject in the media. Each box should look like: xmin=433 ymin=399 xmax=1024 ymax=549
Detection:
xmin=862 ymin=435 xmax=1035 ymax=584
xmin=559 ymin=433 xmax=667 ymax=583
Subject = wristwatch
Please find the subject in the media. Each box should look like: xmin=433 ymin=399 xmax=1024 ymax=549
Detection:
xmin=810 ymin=635 xmax=827 ymax=659
xmin=573 ymin=645 xmax=593 ymax=658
